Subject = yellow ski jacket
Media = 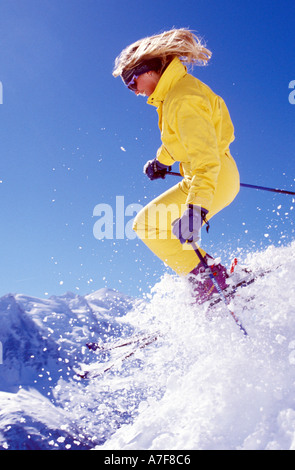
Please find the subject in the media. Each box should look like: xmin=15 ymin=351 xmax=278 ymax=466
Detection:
xmin=147 ymin=57 xmax=237 ymax=211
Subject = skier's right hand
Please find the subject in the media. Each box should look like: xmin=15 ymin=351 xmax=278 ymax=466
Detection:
xmin=172 ymin=205 xmax=209 ymax=244
xmin=144 ymin=158 xmax=171 ymax=180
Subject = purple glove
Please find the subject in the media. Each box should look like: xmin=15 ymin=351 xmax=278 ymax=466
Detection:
xmin=144 ymin=158 xmax=171 ymax=180
xmin=172 ymin=205 xmax=209 ymax=244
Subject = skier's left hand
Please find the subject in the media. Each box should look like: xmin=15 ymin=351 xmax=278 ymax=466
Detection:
xmin=144 ymin=158 xmax=171 ymax=180
xmin=172 ymin=205 xmax=208 ymax=244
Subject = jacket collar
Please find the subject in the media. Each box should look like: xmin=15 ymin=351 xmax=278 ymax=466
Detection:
xmin=147 ymin=57 xmax=187 ymax=107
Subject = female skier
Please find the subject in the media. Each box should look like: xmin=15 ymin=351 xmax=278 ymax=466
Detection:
xmin=113 ymin=28 xmax=240 ymax=304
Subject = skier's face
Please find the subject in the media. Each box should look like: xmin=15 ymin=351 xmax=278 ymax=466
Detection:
xmin=132 ymin=71 xmax=160 ymax=97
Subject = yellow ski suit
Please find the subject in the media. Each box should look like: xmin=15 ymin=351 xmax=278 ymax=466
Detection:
xmin=133 ymin=57 xmax=240 ymax=275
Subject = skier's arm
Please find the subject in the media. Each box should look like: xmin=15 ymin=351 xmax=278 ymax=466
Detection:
xmin=156 ymin=144 xmax=175 ymax=166
xmin=172 ymin=96 xmax=221 ymax=212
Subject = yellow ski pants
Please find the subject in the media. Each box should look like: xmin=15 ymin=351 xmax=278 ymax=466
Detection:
xmin=133 ymin=152 xmax=240 ymax=275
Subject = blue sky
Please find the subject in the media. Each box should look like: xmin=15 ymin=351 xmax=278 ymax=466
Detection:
xmin=0 ymin=0 xmax=294 ymax=299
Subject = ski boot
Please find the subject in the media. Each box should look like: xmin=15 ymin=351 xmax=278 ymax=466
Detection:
xmin=188 ymin=255 xmax=229 ymax=305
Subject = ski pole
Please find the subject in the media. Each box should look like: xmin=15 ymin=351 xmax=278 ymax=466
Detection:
xmin=239 ymin=182 xmax=295 ymax=196
xmin=166 ymin=171 xmax=295 ymax=196
xmin=190 ymin=241 xmax=248 ymax=336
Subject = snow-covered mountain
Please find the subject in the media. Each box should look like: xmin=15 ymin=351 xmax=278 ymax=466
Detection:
xmin=1 ymin=242 xmax=295 ymax=450
xmin=0 ymin=288 xmax=136 ymax=449
xmin=0 ymin=288 xmax=135 ymax=393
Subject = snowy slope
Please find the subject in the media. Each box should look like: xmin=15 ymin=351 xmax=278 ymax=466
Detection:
xmin=0 ymin=288 xmax=134 ymax=393
xmin=1 ymin=242 xmax=295 ymax=450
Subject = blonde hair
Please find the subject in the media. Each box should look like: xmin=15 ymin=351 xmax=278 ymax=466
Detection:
xmin=113 ymin=28 xmax=212 ymax=78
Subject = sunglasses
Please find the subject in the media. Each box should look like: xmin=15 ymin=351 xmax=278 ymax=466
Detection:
xmin=126 ymin=74 xmax=139 ymax=92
